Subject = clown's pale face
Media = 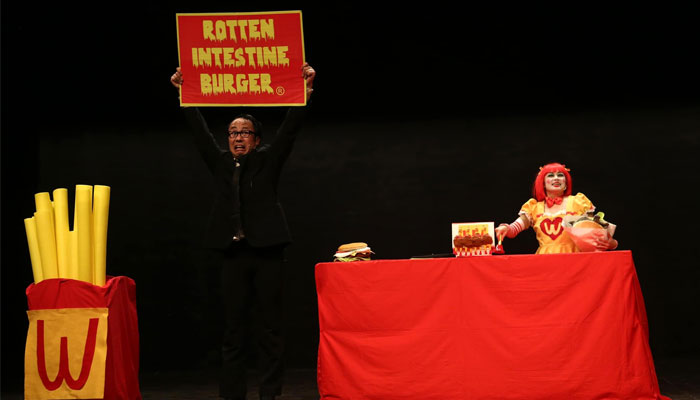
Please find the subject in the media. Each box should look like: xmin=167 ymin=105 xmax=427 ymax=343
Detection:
xmin=544 ymin=171 xmax=567 ymax=196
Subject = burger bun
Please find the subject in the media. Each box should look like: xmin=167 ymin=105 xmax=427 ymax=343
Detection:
xmin=572 ymin=220 xmax=604 ymax=229
xmin=337 ymin=242 xmax=369 ymax=253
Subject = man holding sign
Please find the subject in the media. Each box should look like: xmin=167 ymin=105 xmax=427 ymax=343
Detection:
xmin=171 ymin=61 xmax=315 ymax=400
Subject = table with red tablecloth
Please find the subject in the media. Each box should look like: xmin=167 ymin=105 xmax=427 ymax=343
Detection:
xmin=315 ymin=250 xmax=669 ymax=400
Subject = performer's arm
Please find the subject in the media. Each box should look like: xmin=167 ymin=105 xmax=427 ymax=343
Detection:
xmin=267 ymin=63 xmax=316 ymax=160
xmin=171 ymin=67 xmax=226 ymax=173
xmin=495 ymin=215 xmax=530 ymax=240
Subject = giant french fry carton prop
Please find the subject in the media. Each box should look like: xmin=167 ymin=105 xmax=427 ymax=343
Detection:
xmin=23 ymin=185 xmax=141 ymax=400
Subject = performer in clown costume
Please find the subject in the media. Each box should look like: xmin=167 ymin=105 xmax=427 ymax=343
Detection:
xmin=495 ymin=162 xmax=618 ymax=254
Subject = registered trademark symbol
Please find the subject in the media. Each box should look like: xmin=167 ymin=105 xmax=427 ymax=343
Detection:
xmin=276 ymin=86 xmax=285 ymax=96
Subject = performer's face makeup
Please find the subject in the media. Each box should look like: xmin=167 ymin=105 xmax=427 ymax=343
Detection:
xmin=228 ymin=118 xmax=261 ymax=158
xmin=545 ymin=172 xmax=567 ymax=194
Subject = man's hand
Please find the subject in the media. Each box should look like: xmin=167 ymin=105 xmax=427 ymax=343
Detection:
xmin=171 ymin=67 xmax=183 ymax=88
xmin=302 ymin=62 xmax=316 ymax=98
xmin=174 ymin=64 xmax=314 ymax=96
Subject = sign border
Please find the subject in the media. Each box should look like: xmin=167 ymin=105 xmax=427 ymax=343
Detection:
xmin=175 ymin=10 xmax=307 ymax=107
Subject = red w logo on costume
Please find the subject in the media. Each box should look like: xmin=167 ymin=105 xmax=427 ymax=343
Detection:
xmin=25 ymin=308 xmax=109 ymax=399
xmin=540 ymin=217 xmax=564 ymax=241
xmin=36 ymin=318 xmax=99 ymax=390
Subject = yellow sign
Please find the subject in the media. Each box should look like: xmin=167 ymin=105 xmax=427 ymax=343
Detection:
xmin=25 ymin=308 xmax=109 ymax=399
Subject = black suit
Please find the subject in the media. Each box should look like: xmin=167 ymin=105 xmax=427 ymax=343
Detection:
xmin=184 ymin=106 xmax=307 ymax=249
xmin=183 ymin=105 xmax=308 ymax=399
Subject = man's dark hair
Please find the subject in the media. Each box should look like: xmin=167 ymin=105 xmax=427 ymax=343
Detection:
xmin=234 ymin=113 xmax=263 ymax=138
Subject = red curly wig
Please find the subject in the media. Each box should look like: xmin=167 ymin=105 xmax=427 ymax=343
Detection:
xmin=532 ymin=162 xmax=572 ymax=201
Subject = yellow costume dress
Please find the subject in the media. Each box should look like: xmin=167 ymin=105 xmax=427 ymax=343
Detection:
xmin=519 ymin=192 xmax=594 ymax=254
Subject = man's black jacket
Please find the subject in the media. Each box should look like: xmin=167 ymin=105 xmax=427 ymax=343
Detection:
xmin=184 ymin=106 xmax=308 ymax=249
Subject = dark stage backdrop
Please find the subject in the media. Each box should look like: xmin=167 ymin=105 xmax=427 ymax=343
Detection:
xmin=2 ymin=2 xmax=699 ymax=393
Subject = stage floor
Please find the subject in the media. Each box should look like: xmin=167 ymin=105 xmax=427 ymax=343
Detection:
xmin=3 ymin=357 xmax=698 ymax=399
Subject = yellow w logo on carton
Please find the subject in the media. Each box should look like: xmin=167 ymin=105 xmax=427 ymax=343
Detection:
xmin=25 ymin=308 xmax=108 ymax=399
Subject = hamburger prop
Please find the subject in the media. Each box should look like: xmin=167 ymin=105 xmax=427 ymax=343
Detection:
xmin=452 ymin=222 xmax=495 ymax=257
xmin=563 ymin=211 xmax=617 ymax=252
xmin=333 ymin=242 xmax=374 ymax=262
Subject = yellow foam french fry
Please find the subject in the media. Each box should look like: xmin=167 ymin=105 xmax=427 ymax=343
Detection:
xmin=52 ymin=188 xmax=71 ymax=279
xmin=24 ymin=217 xmax=44 ymax=283
xmin=69 ymin=230 xmax=79 ymax=279
xmin=75 ymin=185 xmax=94 ymax=284
xmin=69 ymin=193 xmax=80 ymax=280
xmin=93 ymin=185 xmax=110 ymax=286
xmin=34 ymin=192 xmax=55 ymax=233
xmin=34 ymin=209 xmax=58 ymax=279
xmin=34 ymin=192 xmax=52 ymax=211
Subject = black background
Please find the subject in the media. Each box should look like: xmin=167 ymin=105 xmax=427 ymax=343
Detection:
xmin=2 ymin=2 xmax=699 ymax=393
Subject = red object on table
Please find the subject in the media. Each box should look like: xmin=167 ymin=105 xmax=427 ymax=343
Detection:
xmin=26 ymin=276 xmax=141 ymax=400
xmin=315 ymin=251 xmax=669 ymax=400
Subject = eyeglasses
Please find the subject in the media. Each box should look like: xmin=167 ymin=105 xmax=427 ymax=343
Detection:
xmin=228 ymin=130 xmax=255 ymax=139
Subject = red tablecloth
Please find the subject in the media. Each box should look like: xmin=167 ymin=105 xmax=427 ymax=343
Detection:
xmin=316 ymin=251 xmax=669 ymax=400
xmin=26 ymin=276 xmax=141 ymax=400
